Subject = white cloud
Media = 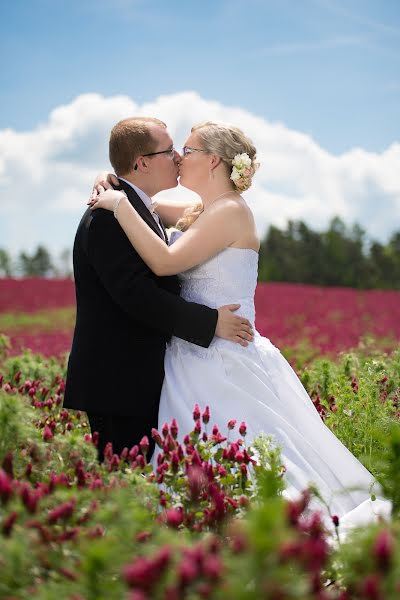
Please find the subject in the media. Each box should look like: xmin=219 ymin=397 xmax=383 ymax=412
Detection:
xmin=0 ymin=91 xmax=399 ymax=255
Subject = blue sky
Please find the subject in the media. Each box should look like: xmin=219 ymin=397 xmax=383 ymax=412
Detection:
xmin=1 ymin=0 xmax=399 ymax=153
xmin=0 ymin=0 xmax=399 ymax=256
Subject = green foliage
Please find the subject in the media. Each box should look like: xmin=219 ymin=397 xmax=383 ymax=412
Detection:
xmin=1 ymin=220 xmax=399 ymax=286
xmin=0 ymin=248 xmax=12 ymax=277
xmin=0 ymin=392 xmax=37 ymax=465
xmin=0 ymin=307 xmax=76 ymax=334
xmin=18 ymin=245 xmax=54 ymax=277
xmin=1 ymin=346 xmax=400 ymax=598
xmin=299 ymin=347 xmax=400 ymax=476
xmin=0 ymin=334 xmax=10 ymax=363
xmin=2 ymin=346 xmax=68 ymax=384
xmin=371 ymin=424 xmax=400 ymax=518
xmin=258 ymin=217 xmax=400 ymax=288
xmin=337 ymin=522 xmax=400 ymax=598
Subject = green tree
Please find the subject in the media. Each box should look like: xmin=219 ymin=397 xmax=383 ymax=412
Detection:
xmin=0 ymin=248 xmax=12 ymax=277
xmin=18 ymin=245 xmax=54 ymax=277
xmin=258 ymin=217 xmax=399 ymax=289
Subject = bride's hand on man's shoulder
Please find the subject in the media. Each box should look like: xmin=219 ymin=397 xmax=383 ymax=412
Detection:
xmin=88 ymin=189 xmax=127 ymax=213
xmin=88 ymin=172 xmax=119 ymax=204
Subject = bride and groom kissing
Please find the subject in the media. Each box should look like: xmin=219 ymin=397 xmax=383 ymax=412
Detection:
xmin=64 ymin=116 xmax=390 ymax=528
xmin=63 ymin=117 xmax=255 ymax=461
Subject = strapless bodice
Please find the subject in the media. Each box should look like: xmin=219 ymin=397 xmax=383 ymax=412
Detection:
xmin=169 ymin=229 xmax=258 ymax=327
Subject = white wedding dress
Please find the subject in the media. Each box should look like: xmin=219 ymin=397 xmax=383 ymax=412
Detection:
xmin=155 ymin=230 xmax=391 ymax=532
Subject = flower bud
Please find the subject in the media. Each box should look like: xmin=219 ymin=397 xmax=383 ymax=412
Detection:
xmin=235 ymin=451 xmax=245 ymax=463
xmin=109 ymin=454 xmax=120 ymax=471
xmin=151 ymin=428 xmax=163 ymax=447
xmin=20 ymin=483 xmax=40 ymax=514
xmin=203 ymin=554 xmax=223 ymax=580
xmin=139 ymin=436 xmax=150 ymax=455
xmin=136 ymin=455 xmax=145 ymax=469
xmin=202 ymin=406 xmax=210 ymax=424
xmin=136 ymin=530 xmax=152 ymax=543
xmin=2 ymin=452 xmax=14 ymax=478
xmin=2 ymin=510 xmax=17 ymax=537
xmin=0 ymin=469 xmax=12 ymax=505
xmin=129 ymin=445 xmax=139 ymax=460
xmin=48 ymin=499 xmax=76 ymax=524
xmin=171 ymin=451 xmax=180 ymax=473
xmin=373 ymin=529 xmax=394 ymax=572
xmin=43 ymin=425 xmax=54 ymax=442
xmin=361 ymin=574 xmax=381 ymax=597
xmin=165 ymin=507 xmax=183 ymax=528
xmin=170 ymin=418 xmax=179 ymax=439
xmin=178 ymin=558 xmax=198 ymax=585
xmin=193 ymin=404 xmax=201 ymax=421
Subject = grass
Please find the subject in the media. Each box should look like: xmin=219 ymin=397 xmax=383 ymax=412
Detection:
xmin=0 ymin=307 xmax=76 ymax=333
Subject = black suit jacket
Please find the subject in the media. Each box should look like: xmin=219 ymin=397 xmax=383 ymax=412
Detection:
xmin=64 ymin=179 xmax=218 ymax=417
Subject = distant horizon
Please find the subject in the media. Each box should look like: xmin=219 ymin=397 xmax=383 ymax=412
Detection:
xmin=1 ymin=211 xmax=399 ymax=257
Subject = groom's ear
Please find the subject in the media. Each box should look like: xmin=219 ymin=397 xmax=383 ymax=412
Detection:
xmin=135 ymin=156 xmax=149 ymax=172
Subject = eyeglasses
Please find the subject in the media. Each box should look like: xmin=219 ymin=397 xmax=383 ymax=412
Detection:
xmin=142 ymin=146 xmax=176 ymax=159
xmin=134 ymin=146 xmax=175 ymax=170
xmin=182 ymin=146 xmax=208 ymax=157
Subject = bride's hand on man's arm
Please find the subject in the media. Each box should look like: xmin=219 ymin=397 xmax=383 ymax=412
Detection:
xmin=89 ymin=172 xmax=119 ymax=203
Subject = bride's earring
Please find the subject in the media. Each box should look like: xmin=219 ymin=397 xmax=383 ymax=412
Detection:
xmin=209 ymin=168 xmax=214 ymax=181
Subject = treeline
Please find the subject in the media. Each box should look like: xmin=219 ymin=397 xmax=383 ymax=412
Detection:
xmin=0 ymin=246 xmax=72 ymax=278
xmin=258 ymin=217 xmax=400 ymax=289
xmin=1 ymin=218 xmax=399 ymax=288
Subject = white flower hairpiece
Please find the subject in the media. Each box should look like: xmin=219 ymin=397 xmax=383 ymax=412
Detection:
xmin=230 ymin=152 xmax=258 ymax=191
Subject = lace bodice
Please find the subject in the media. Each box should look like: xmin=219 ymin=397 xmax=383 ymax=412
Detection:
xmin=168 ymin=230 xmax=259 ymax=356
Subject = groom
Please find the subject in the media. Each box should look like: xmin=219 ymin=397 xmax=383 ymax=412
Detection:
xmin=63 ymin=116 xmax=253 ymax=461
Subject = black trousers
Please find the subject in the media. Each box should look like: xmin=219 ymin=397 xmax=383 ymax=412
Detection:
xmin=87 ymin=412 xmax=156 ymax=463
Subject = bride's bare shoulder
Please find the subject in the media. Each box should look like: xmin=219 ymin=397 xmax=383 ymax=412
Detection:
xmin=212 ymin=195 xmax=249 ymax=215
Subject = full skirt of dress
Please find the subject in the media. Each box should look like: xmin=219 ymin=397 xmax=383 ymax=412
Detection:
xmin=155 ymin=331 xmax=391 ymax=532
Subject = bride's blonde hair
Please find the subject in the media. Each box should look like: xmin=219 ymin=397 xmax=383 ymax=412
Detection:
xmin=176 ymin=121 xmax=258 ymax=231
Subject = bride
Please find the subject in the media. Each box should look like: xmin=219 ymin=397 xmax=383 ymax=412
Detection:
xmin=89 ymin=120 xmax=390 ymax=530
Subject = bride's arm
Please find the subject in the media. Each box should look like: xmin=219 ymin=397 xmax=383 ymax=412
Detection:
xmin=89 ymin=172 xmax=196 ymax=228
xmin=90 ymin=190 xmax=242 ymax=276
xmin=152 ymin=199 xmax=197 ymax=227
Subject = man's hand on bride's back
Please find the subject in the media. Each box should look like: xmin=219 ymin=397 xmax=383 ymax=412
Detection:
xmin=216 ymin=304 xmax=254 ymax=347
xmin=89 ymin=172 xmax=119 ymax=203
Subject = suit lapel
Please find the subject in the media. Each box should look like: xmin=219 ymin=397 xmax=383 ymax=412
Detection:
xmin=115 ymin=178 xmax=167 ymax=243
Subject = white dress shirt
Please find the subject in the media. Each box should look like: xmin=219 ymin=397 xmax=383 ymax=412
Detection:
xmin=118 ymin=177 xmax=165 ymax=241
